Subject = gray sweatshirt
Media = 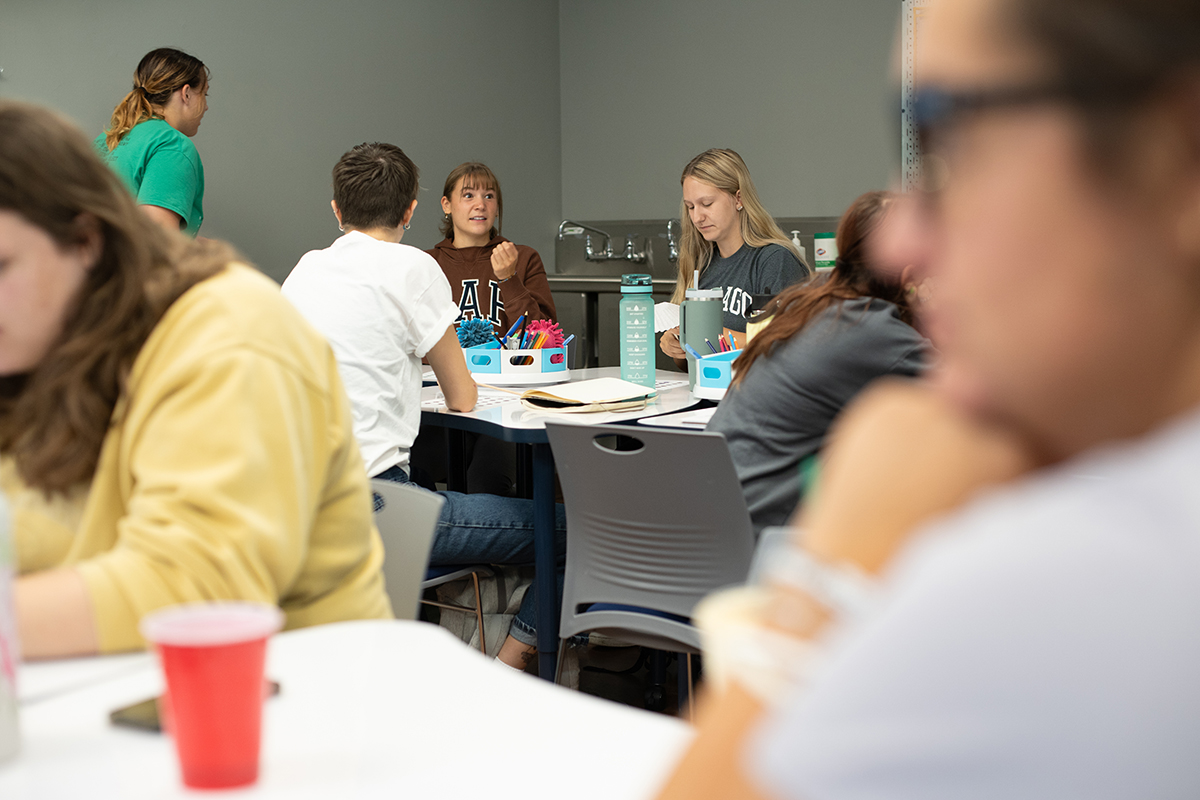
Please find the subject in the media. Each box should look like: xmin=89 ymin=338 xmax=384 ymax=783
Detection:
xmin=707 ymin=296 xmax=931 ymax=536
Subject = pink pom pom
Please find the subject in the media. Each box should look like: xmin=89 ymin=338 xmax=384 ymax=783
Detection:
xmin=526 ymin=319 xmax=564 ymax=348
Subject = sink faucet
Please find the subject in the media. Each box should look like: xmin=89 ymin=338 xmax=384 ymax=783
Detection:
xmin=559 ymin=219 xmax=648 ymax=263
xmin=623 ymin=234 xmax=647 ymax=264
xmin=558 ymin=219 xmax=611 ymax=243
xmin=666 ymin=219 xmax=680 ymax=263
xmin=584 ymin=234 xmax=617 ymax=261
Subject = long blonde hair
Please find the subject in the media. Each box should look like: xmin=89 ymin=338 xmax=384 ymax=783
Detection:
xmin=104 ymin=48 xmax=208 ymax=151
xmin=672 ymin=148 xmax=804 ymax=304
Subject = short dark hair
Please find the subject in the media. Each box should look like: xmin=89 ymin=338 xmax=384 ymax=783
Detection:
xmin=1005 ymin=0 xmax=1200 ymax=171
xmin=331 ymin=142 xmax=419 ymax=230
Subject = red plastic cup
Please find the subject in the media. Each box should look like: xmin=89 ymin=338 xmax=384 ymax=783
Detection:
xmin=140 ymin=602 xmax=284 ymax=789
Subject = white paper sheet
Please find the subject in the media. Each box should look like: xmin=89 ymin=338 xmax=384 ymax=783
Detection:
xmin=523 ymin=377 xmax=655 ymax=404
xmin=636 ymin=407 xmax=717 ymax=429
xmin=654 ymin=302 xmax=680 ymax=333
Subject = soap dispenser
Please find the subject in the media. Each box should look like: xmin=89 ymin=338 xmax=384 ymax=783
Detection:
xmin=790 ymin=230 xmax=807 ymax=264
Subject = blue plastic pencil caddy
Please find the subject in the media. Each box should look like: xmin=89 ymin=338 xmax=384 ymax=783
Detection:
xmin=464 ymin=342 xmax=568 ymax=384
xmin=693 ymin=349 xmax=740 ymax=399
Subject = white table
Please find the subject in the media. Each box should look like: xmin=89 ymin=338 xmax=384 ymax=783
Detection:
xmin=421 ymin=367 xmax=698 ymax=431
xmin=420 ymin=367 xmax=700 ymax=678
xmin=2 ymin=620 xmax=693 ymax=798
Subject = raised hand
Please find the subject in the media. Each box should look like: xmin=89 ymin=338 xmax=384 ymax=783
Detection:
xmin=491 ymin=240 xmax=519 ymax=282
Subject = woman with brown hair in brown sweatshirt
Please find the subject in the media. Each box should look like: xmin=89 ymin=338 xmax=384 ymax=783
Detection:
xmin=428 ymin=162 xmax=556 ymax=332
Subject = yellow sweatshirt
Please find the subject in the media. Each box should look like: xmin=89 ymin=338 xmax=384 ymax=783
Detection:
xmin=4 ymin=264 xmax=393 ymax=652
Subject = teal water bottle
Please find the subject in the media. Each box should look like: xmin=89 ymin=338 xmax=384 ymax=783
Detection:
xmin=619 ymin=274 xmax=655 ymax=388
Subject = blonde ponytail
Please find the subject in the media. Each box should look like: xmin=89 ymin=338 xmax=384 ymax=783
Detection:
xmin=104 ymin=88 xmax=160 ymax=151
xmin=102 ymin=48 xmax=208 ymax=151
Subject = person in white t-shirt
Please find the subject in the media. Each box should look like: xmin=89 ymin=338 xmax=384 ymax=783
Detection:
xmin=283 ymin=143 xmax=567 ymax=670
xmin=283 ymin=143 xmax=476 ymax=475
xmin=655 ymin=0 xmax=1200 ymax=797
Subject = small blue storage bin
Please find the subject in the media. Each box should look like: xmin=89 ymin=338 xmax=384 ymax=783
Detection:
xmin=464 ymin=341 xmax=502 ymax=374
xmin=694 ymin=350 xmax=740 ymax=399
xmin=464 ymin=342 xmax=568 ymax=384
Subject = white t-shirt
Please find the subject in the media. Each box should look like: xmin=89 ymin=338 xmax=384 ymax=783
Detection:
xmin=751 ymin=407 xmax=1200 ymax=800
xmin=282 ymin=232 xmax=459 ymax=477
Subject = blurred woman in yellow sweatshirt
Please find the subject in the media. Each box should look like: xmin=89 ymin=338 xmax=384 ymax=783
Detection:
xmin=0 ymin=100 xmax=392 ymax=659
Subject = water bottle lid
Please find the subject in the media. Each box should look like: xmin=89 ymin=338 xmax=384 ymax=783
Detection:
xmin=621 ymin=273 xmax=653 ymax=293
xmin=748 ymin=293 xmax=776 ymax=314
xmin=685 ymin=287 xmax=723 ymax=300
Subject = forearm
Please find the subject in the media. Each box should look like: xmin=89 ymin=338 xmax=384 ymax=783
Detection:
xmin=655 ymin=683 xmax=777 ymax=800
xmin=427 ymin=326 xmax=477 ymax=411
xmin=15 ymin=568 xmax=99 ymax=660
xmin=661 ymin=382 xmax=1034 ymax=799
xmin=800 ymin=379 xmax=1035 ymax=574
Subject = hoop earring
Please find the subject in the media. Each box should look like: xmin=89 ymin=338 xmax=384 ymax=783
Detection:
xmin=338 ymin=224 xmax=344 ymax=232
xmin=403 ymin=223 xmax=411 ymax=231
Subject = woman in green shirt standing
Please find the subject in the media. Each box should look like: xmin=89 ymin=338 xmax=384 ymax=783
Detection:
xmin=96 ymin=48 xmax=208 ymax=236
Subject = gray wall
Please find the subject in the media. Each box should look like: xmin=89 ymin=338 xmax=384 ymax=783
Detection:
xmin=0 ymin=0 xmax=562 ymax=282
xmin=0 ymin=0 xmax=898 ymax=279
xmin=559 ymin=0 xmax=901 ymax=221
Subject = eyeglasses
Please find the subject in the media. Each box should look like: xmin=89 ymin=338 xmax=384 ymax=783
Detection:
xmin=910 ymin=79 xmax=1152 ymax=196
xmin=917 ymin=83 xmax=1109 ymax=145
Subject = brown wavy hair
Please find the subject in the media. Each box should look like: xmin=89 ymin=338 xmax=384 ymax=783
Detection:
xmin=673 ymin=148 xmax=807 ymax=304
xmin=103 ymin=48 xmax=208 ymax=151
xmin=731 ymin=191 xmax=912 ymax=387
xmin=439 ymin=162 xmax=503 ymax=241
xmin=0 ymin=100 xmax=229 ymax=494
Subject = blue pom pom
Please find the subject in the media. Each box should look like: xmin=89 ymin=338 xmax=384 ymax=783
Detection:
xmin=457 ymin=318 xmax=495 ymax=348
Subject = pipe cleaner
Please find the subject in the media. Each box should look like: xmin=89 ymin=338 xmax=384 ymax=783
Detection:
xmin=456 ymin=317 xmax=496 ymax=348
xmin=525 ymin=319 xmax=564 ymax=348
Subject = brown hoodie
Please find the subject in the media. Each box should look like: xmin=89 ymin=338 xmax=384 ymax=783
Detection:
xmin=428 ymin=235 xmax=557 ymax=334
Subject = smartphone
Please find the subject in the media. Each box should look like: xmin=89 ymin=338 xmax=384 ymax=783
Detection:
xmin=109 ymin=680 xmax=281 ymax=733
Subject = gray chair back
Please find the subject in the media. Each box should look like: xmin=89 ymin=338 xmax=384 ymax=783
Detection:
xmin=370 ymin=479 xmax=444 ymax=621
xmin=545 ymin=421 xmax=755 ymax=653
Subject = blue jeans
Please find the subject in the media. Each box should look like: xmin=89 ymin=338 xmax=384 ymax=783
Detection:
xmin=375 ymin=465 xmax=566 ymax=646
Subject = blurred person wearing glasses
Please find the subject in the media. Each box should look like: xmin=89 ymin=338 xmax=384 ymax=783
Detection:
xmin=657 ymin=0 xmax=1200 ymax=797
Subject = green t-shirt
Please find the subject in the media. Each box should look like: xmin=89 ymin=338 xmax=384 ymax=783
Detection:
xmin=94 ymin=119 xmax=204 ymax=236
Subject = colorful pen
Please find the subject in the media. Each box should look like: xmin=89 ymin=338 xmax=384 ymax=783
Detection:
xmin=684 ymin=343 xmax=704 ymax=360
xmin=503 ymin=314 xmax=525 ymax=342
xmin=704 ymin=338 xmax=718 ymax=354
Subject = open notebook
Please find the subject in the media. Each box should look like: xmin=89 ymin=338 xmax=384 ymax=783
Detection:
xmin=519 ymin=377 xmax=656 ymax=413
